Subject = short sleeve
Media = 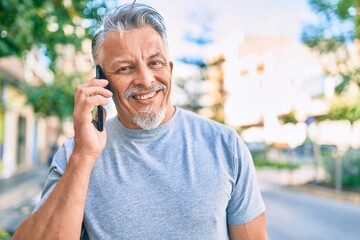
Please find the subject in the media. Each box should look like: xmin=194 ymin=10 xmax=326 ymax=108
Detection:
xmin=32 ymin=139 xmax=73 ymax=213
xmin=226 ymin=136 xmax=265 ymax=225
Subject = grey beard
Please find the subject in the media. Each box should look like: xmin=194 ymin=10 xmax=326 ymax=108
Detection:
xmin=131 ymin=105 xmax=167 ymax=130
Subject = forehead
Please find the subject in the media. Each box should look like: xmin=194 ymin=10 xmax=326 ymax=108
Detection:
xmin=101 ymin=26 xmax=167 ymax=62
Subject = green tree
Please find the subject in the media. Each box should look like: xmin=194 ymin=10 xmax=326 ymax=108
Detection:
xmin=177 ymin=5 xmax=214 ymax=114
xmin=0 ymin=0 xmax=112 ymax=120
xmin=25 ymin=72 xmax=84 ymax=120
xmin=301 ymin=0 xmax=360 ymax=93
xmin=177 ymin=5 xmax=226 ymax=123
xmin=317 ymin=94 xmax=360 ymax=123
xmin=0 ymin=0 xmax=108 ymax=70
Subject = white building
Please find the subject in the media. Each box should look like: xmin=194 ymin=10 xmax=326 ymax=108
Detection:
xmin=223 ymin=34 xmax=330 ymax=147
xmin=0 ymin=57 xmax=57 ymax=178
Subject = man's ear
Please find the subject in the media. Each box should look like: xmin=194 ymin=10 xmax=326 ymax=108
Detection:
xmin=169 ymin=61 xmax=173 ymax=74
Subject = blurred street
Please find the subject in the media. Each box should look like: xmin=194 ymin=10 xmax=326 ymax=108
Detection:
xmin=1 ymin=0 xmax=360 ymax=239
xmin=0 ymin=165 xmax=48 ymax=235
xmin=1 ymin=166 xmax=360 ymax=239
xmin=262 ymin=181 xmax=360 ymax=240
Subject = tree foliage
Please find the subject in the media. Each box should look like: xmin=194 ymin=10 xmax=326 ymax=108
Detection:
xmin=281 ymin=111 xmax=298 ymax=124
xmin=301 ymin=0 xmax=360 ymax=93
xmin=317 ymin=95 xmax=360 ymax=123
xmin=0 ymin=0 xmax=113 ymax=119
xmin=302 ymin=0 xmax=360 ymax=122
xmin=24 ymin=73 xmax=83 ymax=120
xmin=0 ymin=0 xmax=107 ymax=71
xmin=176 ymin=5 xmax=226 ymax=122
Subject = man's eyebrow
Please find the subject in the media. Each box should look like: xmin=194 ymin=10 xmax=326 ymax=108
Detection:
xmin=148 ymin=51 xmax=166 ymax=60
xmin=110 ymin=58 xmax=131 ymax=68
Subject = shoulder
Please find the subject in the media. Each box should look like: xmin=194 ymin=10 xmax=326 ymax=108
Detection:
xmin=178 ymin=109 xmax=252 ymax=159
xmin=51 ymin=138 xmax=75 ymax=169
xmin=177 ymin=108 xmax=238 ymax=139
xmin=105 ymin=116 xmax=120 ymax=130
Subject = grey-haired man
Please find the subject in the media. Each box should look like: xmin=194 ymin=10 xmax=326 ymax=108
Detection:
xmin=14 ymin=3 xmax=266 ymax=239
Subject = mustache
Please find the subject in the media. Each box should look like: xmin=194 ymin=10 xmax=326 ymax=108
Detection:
xmin=124 ymin=84 xmax=167 ymax=99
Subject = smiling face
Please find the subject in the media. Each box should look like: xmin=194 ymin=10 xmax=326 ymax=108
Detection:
xmin=100 ymin=26 xmax=174 ymax=129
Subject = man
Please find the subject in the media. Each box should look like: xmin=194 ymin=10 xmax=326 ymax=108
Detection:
xmin=13 ymin=2 xmax=266 ymax=239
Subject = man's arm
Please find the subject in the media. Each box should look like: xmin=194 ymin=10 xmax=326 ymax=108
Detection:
xmin=13 ymin=154 xmax=95 ymax=239
xmin=12 ymin=79 xmax=112 ymax=240
xmin=228 ymin=212 xmax=267 ymax=240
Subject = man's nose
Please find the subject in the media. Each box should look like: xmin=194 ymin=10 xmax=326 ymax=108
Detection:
xmin=133 ymin=66 xmax=154 ymax=87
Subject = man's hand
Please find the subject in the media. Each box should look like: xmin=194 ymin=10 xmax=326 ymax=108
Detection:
xmin=72 ymin=78 xmax=113 ymax=165
xmin=12 ymin=77 xmax=113 ymax=240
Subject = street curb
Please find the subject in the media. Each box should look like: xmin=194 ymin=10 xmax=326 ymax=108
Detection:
xmin=288 ymin=184 xmax=360 ymax=205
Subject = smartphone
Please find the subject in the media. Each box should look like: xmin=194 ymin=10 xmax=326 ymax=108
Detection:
xmin=95 ymin=65 xmax=106 ymax=131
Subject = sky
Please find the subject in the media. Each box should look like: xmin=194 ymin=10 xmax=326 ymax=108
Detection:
xmin=103 ymin=0 xmax=321 ymax=121
xmin=119 ymin=0 xmax=318 ymax=61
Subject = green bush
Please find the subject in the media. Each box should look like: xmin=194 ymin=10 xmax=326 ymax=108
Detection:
xmin=320 ymin=146 xmax=360 ymax=191
xmin=342 ymin=149 xmax=360 ymax=190
xmin=0 ymin=229 xmax=10 ymax=240
xmin=253 ymin=158 xmax=300 ymax=170
xmin=252 ymin=149 xmax=300 ymax=170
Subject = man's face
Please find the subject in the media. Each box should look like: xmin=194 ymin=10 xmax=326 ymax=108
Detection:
xmin=101 ymin=26 xmax=174 ymax=129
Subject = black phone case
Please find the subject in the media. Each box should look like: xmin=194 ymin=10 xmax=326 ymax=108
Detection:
xmin=96 ymin=65 xmax=106 ymax=131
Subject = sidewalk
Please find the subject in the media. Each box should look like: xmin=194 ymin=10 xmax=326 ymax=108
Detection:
xmin=0 ymin=165 xmax=49 ymax=235
xmin=257 ymin=167 xmax=360 ymax=205
xmin=289 ymin=183 xmax=360 ymax=205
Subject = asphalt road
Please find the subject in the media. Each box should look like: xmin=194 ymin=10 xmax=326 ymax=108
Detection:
xmin=2 ymin=168 xmax=360 ymax=239
xmin=0 ymin=166 xmax=48 ymax=235
xmin=261 ymin=181 xmax=360 ymax=240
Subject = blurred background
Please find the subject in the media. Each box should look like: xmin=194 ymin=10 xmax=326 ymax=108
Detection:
xmin=0 ymin=0 xmax=360 ymax=239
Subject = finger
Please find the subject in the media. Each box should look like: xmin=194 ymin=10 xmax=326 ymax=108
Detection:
xmin=75 ymin=85 xmax=112 ymax=105
xmin=73 ymin=82 xmax=111 ymax=125
xmin=74 ymin=94 xmax=110 ymax=122
xmin=87 ymin=95 xmax=110 ymax=107
xmin=90 ymin=78 xmax=109 ymax=87
xmin=82 ymin=78 xmax=110 ymax=88
xmin=84 ymin=86 xmax=113 ymax=98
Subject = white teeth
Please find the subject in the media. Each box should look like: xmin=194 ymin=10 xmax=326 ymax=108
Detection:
xmin=134 ymin=91 xmax=156 ymax=100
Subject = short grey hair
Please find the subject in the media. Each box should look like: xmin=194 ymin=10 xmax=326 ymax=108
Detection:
xmin=91 ymin=3 xmax=168 ymax=64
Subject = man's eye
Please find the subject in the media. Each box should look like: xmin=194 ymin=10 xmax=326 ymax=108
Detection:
xmin=150 ymin=61 xmax=163 ymax=67
xmin=118 ymin=66 xmax=134 ymax=73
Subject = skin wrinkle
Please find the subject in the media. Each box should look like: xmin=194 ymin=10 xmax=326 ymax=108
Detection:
xmin=124 ymin=84 xmax=166 ymax=99
xmin=124 ymin=83 xmax=167 ymax=129
xmin=100 ymin=26 xmax=174 ymax=129
xmin=95 ymin=27 xmax=169 ymax=66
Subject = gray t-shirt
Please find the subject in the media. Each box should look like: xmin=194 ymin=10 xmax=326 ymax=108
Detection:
xmin=36 ymin=107 xmax=265 ymax=239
